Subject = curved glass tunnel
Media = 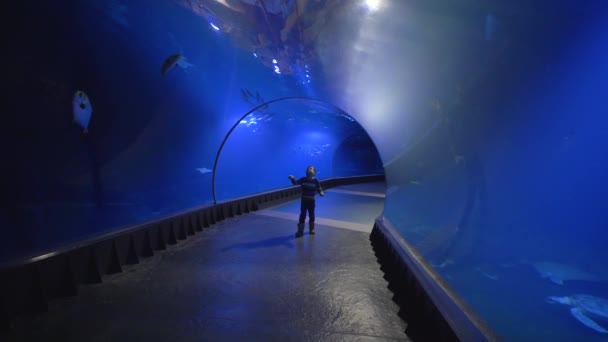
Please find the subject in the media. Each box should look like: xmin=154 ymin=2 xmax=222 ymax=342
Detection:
xmin=3 ymin=0 xmax=608 ymax=340
xmin=215 ymin=98 xmax=381 ymax=202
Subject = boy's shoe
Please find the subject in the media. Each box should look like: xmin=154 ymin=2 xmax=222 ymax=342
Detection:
xmin=296 ymin=223 xmax=305 ymax=238
xmin=309 ymin=222 xmax=315 ymax=235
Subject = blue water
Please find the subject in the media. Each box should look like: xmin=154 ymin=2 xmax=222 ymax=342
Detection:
xmin=4 ymin=0 xmax=608 ymax=341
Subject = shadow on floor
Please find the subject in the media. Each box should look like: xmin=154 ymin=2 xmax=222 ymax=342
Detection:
xmin=220 ymin=233 xmax=297 ymax=251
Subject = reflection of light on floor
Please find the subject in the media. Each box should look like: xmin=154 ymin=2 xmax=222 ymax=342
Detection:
xmin=253 ymin=210 xmax=372 ymax=233
xmin=328 ymin=189 xmax=385 ymax=198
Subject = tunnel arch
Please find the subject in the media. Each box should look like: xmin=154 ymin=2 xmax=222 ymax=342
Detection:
xmin=331 ymin=132 xmax=384 ymax=177
xmin=212 ymin=96 xmax=384 ymax=204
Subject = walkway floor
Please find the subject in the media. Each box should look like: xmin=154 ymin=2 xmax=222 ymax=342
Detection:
xmin=4 ymin=182 xmax=410 ymax=341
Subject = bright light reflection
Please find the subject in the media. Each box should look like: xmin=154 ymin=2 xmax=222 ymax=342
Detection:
xmin=210 ymin=22 xmax=220 ymax=31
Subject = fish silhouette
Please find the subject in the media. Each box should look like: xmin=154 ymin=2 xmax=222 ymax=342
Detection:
xmin=161 ymin=53 xmax=183 ymax=78
xmin=72 ymin=90 xmax=93 ymax=133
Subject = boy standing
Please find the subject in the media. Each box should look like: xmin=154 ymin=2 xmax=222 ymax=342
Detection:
xmin=288 ymin=165 xmax=325 ymax=237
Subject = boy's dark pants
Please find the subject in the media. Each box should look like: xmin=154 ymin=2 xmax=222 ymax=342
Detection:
xmin=299 ymin=198 xmax=315 ymax=224
xmin=297 ymin=198 xmax=316 ymax=234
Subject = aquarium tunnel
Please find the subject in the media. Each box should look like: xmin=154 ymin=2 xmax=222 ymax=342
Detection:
xmin=2 ymin=0 xmax=608 ymax=341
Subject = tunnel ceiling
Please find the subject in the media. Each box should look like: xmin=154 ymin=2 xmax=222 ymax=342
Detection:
xmin=166 ymin=0 xmax=584 ymax=162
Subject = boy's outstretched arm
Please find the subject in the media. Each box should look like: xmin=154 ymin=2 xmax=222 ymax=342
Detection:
xmin=288 ymin=175 xmax=298 ymax=185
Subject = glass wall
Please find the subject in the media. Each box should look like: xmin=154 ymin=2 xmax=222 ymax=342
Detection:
xmin=381 ymin=5 xmax=608 ymax=341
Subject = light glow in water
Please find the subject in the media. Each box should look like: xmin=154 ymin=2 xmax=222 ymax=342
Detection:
xmin=365 ymin=0 xmax=380 ymax=11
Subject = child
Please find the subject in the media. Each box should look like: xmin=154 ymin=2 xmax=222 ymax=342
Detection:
xmin=288 ymin=165 xmax=325 ymax=237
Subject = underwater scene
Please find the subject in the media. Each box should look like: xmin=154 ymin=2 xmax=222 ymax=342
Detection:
xmin=3 ymin=0 xmax=608 ymax=340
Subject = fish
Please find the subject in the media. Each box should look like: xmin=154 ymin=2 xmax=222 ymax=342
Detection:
xmin=240 ymin=88 xmax=249 ymax=101
xmin=196 ymin=167 xmax=213 ymax=174
xmin=72 ymin=90 xmax=93 ymax=133
xmin=176 ymin=56 xmax=195 ymax=70
xmin=161 ymin=53 xmax=182 ymax=78
xmin=240 ymin=88 xmax=269 ymax=109
xmin=161 ymin=53 xmax=195 ymax=78
xmin=548 ymin=294 xmax=608 ymax=333
xmin=526 ymin=261 xmax=603 ymax=285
